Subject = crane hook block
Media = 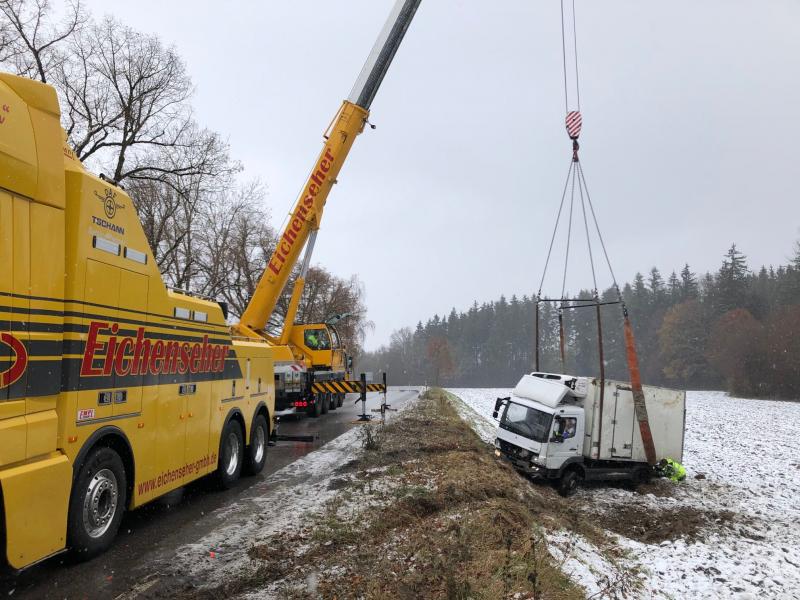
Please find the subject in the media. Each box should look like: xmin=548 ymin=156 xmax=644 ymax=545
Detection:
xmin=565 ymin=110 xmax=582 ymax=140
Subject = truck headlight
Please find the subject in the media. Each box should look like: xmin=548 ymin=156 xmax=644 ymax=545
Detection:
xmin=537 ymin=454 xmax=547 ymax=465
xmin=494 ymin=439 xmax=500 ymax=449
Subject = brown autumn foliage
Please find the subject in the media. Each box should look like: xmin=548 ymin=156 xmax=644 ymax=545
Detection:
xmin=706 ymin=309 xmax=763 ymax=396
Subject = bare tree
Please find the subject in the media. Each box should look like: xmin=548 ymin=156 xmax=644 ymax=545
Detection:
xmin=0 ymin=0 xmax=86 ymax=82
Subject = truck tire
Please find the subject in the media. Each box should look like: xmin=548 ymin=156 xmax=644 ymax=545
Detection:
xmin=329 ymin=392 xmax=337 ymax=411
xmin=336 ymin=393 xmax=344 ymax=408
xmin=67 ymin=446 xmax=127 ymax=559
xmin=320 ymin=393 xmax=329 ymax=414
xmin=308 ymin=396 xmax=322 ymax=418
xmin=215 ymin=420 xmax=244 ymax=489
xmin=557 ymin=469 xmax=582 ymax=497
xmin=244 ymin=414 xmax=269 ymax=476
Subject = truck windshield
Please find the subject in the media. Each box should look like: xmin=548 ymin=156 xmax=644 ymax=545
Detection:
xmin=304 ymin=328 xmax=331 ymax=350
xmin=500 ymin=402 xmax=553 ymax=443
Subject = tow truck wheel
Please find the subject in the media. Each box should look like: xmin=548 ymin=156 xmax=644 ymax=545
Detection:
xmin=320 ymin=393 xmax=330 ymax=414
xmin=557 ymin=469 xmax=582 ymax=497
xmin=244 ymin=414 xmax=268 ymax=476
xmin=336 ymin=393 xmax=344 ymax=408
xmin=308 ymin=396 xmax=322 ymax=418
xmin=329 ymin=392 xmax=337 ymax=411
xmin=215 ymin=420 xmax=244 ymax=489
xmin=67 ymin=446 xmax=127 ymax=559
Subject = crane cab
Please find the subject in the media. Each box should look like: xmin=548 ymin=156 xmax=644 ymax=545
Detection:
xmin=289 ymin=324 xmax=349 ymax=375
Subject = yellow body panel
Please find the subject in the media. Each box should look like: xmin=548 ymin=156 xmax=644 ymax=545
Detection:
xmin=0 ymin=73 xmax=278 ymax=568
xmin=0 ymin=453 xmax=71 ymax=569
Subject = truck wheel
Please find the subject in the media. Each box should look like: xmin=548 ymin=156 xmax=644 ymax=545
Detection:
xmin=557 ymin=469 xmax=582 ymax=497
xmin=308 ymin=397 xmax=322 ymax=418
xmin=215 ymin=420 xmax=244 ymax=489
xmin=336 ymin=393 xmax=344 ymax=408
xmin=244 ymin=414 xmax=269 ymax=476
xmin=320 ymin=393 xmax=329 ymax=414
xmin=67 ymin=446 xmax=127 ymax=559
xmin=329 ymin=392 xmax=337 ymax=411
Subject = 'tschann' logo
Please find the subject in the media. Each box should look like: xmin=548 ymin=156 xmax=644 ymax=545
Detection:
xmin=0 ymin=332 xmax=28 ymax=389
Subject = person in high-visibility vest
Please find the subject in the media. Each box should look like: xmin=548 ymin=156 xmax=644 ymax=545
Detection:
xmin=659 ymin=458 xmax=686 ymax=482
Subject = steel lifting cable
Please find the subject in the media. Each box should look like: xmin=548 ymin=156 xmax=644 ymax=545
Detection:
xmin=537 ymin=161 xmax=574 ymax=300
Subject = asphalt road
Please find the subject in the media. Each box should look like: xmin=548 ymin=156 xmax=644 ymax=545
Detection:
xmin=0 ymin=389 xmax=419 ymax=600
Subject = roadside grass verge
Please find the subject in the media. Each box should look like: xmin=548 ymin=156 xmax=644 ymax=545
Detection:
xmin=176 ymin=388 xmax=588 ymax=599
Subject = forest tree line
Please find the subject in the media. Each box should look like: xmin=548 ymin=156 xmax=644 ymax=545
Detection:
xmin=359 ymin=243 xmax=800 ymax=399
xmin=0 ymin=0 xmax=371 ymax=352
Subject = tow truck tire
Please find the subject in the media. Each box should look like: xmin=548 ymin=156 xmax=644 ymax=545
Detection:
xmin=557 ymin=469 xmax=582 ymax=497
xmin=244 ymin=414 xmax=269 ymax=476
xmin=215 ymin=420 xmax=244 ymax=489
xmin=329 ymin=392 xmax=337 ymax=411
xmin=321 ymin=393 xmax=329 ymax=414
xmin=336 ymin=393 xmax=344 ymax=408
xmin=67 ymin=446 xmax=127 ymax=559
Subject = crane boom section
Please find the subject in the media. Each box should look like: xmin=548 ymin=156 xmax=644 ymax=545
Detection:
xmin=235 ymin=101 xmax=368 ymax=338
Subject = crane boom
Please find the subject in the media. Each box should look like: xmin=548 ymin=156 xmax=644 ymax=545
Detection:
xmin=234 ymin=0 xmax=422 ymax=339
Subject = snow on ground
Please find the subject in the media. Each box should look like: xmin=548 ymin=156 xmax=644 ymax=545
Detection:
xmin=447 ymin=388 xmax=800 ymax=600
xmin=152 ymin=392 xmax=421 ymax=592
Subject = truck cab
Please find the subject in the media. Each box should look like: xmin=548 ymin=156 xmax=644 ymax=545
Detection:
xmin=493 ymin=376 xmax=587 ymax=480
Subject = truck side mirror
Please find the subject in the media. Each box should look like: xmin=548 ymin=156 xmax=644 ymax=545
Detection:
xmin=493 ymin=397 xmax=509 ymax=420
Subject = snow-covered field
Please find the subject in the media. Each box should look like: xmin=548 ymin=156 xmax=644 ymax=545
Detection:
xmin=447 ymin=388 xmax=800 ymax=600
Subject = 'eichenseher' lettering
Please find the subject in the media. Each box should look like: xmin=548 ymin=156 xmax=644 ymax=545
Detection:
xmin=80 ymin=321 xmax=231 ymax=378
xmin=268 ymin=147 xmax=335 ymax=276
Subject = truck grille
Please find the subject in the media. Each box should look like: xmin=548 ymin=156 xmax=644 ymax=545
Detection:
xmin=498 ymin=439 xmax=533 ymax=460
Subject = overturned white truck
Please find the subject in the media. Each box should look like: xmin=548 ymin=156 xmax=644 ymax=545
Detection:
xmin=493 ymin=373 xmax=686 ymax=496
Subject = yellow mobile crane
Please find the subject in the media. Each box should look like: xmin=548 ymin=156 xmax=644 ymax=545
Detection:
xmin=0 ymin=0 xmax=420 ymax=570
xmin=232 ymin=0 xmax=422 ymax=418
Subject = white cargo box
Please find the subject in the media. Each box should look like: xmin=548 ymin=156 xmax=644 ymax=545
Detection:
xmin=583 ymin=379 xmax=685 ymax=463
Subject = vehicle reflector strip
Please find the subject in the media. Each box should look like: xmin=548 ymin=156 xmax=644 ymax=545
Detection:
xmin=93 ymin=236 xmax=120 ymax=256
xmin=124 ymin=246 xmax=148 ymax=264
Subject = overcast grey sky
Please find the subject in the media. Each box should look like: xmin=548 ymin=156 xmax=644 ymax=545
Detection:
xmin=85 ymin=0 xmax=800 ymax=349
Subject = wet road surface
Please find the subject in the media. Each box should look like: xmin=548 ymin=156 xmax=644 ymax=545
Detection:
xmin=0 ymin=389 xmax=418 ymax=599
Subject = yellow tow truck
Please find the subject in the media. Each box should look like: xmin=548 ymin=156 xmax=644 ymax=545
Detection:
xmin=0 ymin=73 xmax=274 ymax=568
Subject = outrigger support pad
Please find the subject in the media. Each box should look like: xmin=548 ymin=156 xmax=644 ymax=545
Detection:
xmin=356 ymin=372 xmax=372 ymax=422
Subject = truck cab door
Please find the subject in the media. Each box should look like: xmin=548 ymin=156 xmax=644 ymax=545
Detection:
xmin=547 ymin=414 xmax=584 ymax=468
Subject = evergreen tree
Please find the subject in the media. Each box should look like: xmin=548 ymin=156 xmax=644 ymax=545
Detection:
xmin=680 ymin=263 xmax=698 ymax=299
xmin=668 ymin=271 xmax=681 ymax=300
xmin=717 ymin=244 xmax=749 ymax=313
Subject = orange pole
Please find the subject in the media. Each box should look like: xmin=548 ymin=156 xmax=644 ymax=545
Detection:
xmin=558 ymin=309 xmax=566 ymax=370
xmin=622 ymin=309 xmax=657 ymax=465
